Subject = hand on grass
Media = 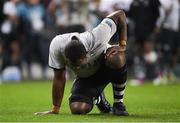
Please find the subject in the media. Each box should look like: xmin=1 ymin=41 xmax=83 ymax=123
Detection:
xmin=34 ymin=110 xmax=59 ymax=115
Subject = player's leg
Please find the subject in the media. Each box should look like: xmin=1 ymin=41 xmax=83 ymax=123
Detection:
xmin=105 ymin=49 xmax=129 ymax=116
xmin=69 ymin=76 xmax=112 ymax=114
xmin=70 ymin=93 xmax=112 ymax=115
xmin=69 ymin=78 xmax=94 ymax=114
xmin=111 ymin=66 xmax=129 ymax=116
xmin=70 ymin=101 xmax=93 ymax=114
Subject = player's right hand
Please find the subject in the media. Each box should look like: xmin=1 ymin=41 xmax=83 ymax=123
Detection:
xmin=34 ymin=110 xmax=59 ymax=115
xmin=34 ymin=106 xmax=59 ymax=115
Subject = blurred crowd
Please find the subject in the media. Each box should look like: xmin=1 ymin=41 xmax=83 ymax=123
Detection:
xmin=0 ymin=0 xmax=179 ymax=85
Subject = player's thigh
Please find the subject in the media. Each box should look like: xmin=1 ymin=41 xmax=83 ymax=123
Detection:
xmin=69 ymin=78 xmax=98 ymax=105
xmin=105 ymin=48 xmax=126 ymax=69
xmin=69 ymin=77 xmax=108 ymax=105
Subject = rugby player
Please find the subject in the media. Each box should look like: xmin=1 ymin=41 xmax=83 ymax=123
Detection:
xmin=35 ymin=10 xmax=128 ymax=116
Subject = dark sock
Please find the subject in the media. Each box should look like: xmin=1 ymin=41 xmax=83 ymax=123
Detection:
xmin=112 ymin=66 xmax=127 ymax=103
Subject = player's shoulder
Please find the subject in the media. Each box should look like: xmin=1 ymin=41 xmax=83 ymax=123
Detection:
xmin=50 ymin=33 xmax=70 ymax=46
xmin=49 ymin=34 xmax=64 ymax=52
xmin=80 ymin=31 xmax=93 ymax=40
xmin=50 ymin=35 xmax=61 ymax=49
xmin=101 ymin=18 xmax=116 ymax=27
xmin=51 ymin=33 xmax=69 ymax=43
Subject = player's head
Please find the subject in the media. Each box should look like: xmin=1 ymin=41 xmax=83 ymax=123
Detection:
xmin=65 ymin=36 xmax=87 ymax=67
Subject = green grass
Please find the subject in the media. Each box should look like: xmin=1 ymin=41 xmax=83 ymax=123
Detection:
xmin=0 ymin=80 xmax=180 ymax=122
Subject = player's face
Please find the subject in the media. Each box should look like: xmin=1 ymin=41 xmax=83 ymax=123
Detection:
xmin=68 ymin=57 xmax=87 ymax=69
xmin=66 ymin=49 xmax=88 ymax=70
xmin=72 ymin=57 xmax=87 ymax=70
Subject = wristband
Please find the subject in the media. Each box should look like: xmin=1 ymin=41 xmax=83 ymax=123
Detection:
xmin=52 ymin=105 xmax=60 ymax=113
xmin=119 ymin=40 xmax=127 ymax=46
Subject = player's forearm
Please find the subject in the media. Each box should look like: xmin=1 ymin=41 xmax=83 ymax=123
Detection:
xmin=52 ymin=78 xmax=65 ymax=107
xmin=118 ymin=12 xmax=127 ymax=44
xmin=52 ymin=70 xmax=66 ymax=113
xmin=107 ymin=10 xmax=127 ymax=45
xmin=116 ymin=10 xmax=127 ymax=46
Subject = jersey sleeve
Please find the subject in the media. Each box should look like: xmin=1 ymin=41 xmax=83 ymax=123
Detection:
xmin=48 ymin=36 xmax=65 ymax=69
xmin=91 ymin=18 xmax=117 ymax=44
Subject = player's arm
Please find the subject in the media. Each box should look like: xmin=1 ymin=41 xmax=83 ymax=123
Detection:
xmin=51 ymin=68 xmax=66 ymax=114
xmin=35 ymin=35 xmax=66 ymax=115
xmin=34 ymin=68 xmax=66 ymax=115
xmin=107 ymin=10 xmax=127 ymax=47
xmin=105 ymin=10 xmax=127 ymax=58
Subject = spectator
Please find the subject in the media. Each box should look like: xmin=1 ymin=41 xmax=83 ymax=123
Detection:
xmin=48 ymin=0 xmax=89 ymax=32
xmin=0 ymin=39 xmax=3 ymax=74
xmin=112 ymin=0 xmax=133 ymax=12
xmin=99 ymin=0 xmax=117 ymax=14
xmin=1 ymin=39 xmax=22 ymax=82
xmin=127 ymin=0 xmax=161 ymax=85
xmin=0 ymin=0 xmax=6 ymax=25
xmin=88 ymin=0 xmax=106 ymax=29
xmin=156 ymin=0 xmax=180 ymax=83
xmin=0 ymin=40 xmax=2 ymax=82
xmin=17 ymin=0 xmax=48 ymax=79
xmin=1 ymin=0 xmax=20 ymax=51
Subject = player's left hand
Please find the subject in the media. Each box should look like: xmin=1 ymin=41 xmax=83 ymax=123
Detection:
xmin=105 ymin=46 xmax=125 ymax=59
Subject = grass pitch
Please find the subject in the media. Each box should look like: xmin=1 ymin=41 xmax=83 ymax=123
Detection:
xmin=0 ymin=80 xmax=180 ymax=122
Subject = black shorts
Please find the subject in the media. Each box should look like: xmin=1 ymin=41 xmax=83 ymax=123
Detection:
xmin=69 ymin=62 xmax=127 ymax=105
xmin=157 ymin=28 xmax=179 ymax=54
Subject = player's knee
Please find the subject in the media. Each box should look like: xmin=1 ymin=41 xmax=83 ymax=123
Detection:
xmin=106 ymin=52 xmax=126 ymax=69
xmin=70 ymin=102 xmax=93 ymax=115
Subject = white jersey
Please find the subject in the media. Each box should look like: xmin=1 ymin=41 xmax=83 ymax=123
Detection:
xmin=49 ymin=18 xmax=117 ymax=78
xmin=157 ymin=0 xmax=180 ymax=31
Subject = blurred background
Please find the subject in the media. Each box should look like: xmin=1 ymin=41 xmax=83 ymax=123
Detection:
xmin=0 ymin=0 xmax=179 ymax=85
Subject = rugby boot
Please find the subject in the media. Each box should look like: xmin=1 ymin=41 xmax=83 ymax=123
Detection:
xmin=96 ymin=92 xmax=113 ymax=114
xmin=113 ymin=102 xmax=129 ymax=116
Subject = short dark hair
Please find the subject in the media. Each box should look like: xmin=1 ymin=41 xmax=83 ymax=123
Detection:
xmin=65 ymin=36 xmax=87 ymax=63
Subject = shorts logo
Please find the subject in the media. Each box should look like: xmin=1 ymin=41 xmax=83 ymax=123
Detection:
xmin=105 ymin=20 xmax=112 ymax=28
